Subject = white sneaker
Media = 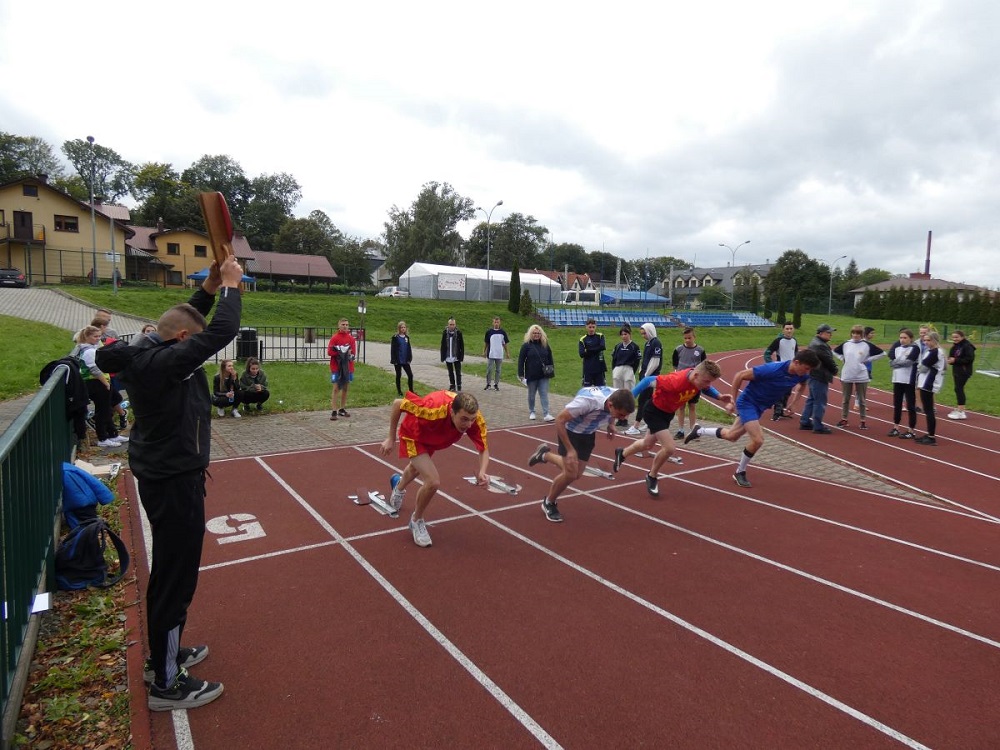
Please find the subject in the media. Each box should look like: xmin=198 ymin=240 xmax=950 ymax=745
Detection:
xmin=216 ymin=407 xmax=224 ymax=417
xmin=625 ymin=426 xmax=641 ymax=436
xmin=409 ymin=516 xmax=432 ymax=547
xmin=97 ymin=438 xmax=119 ymax=448
xmin=111 ymin=435 xmax=129 ymax=444
xmin=529 ymin=412 xmax=537 ymax=420
xmin=543 ymin=414 xmax=555 ymax=422
xmin=955 ymin=411 xmax=967 ymax=420
xmin=231 ymin=410 xmax=242 ymax=418
xmin=947 ymin=410 xmax=966 ymax=420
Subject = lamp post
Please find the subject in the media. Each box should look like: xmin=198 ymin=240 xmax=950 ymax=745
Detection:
xmin=718 ymin=240 xmax=750 ymax=310
xmin=87 ymin=136 xmax=97 ymax=286
xmin=477 ymin=199 xmax=503 ymax=301
xmin=828 ymin=254 xmax=847 ymax=316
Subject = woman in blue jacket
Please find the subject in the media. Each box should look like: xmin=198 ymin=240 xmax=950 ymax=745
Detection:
xmin=390 ymin=321 xmax=414 ymax=396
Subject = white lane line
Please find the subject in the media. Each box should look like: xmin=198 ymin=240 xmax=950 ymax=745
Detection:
xmin=254 ymin=456 xmax=563 ymax=750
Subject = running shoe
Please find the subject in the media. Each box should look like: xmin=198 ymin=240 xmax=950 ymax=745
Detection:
xmin=216 ymin=407 xmax=225 ymax=417
xmin=528 ymin=444 xmax=550 ymax=467
xmin=859 ymin=421 xmax=868 ymax=430
xmin=338 ymin=408 xmax=350 ymax=418
xmin=899 ymin=431 xmax=915 ymax=439
xmin=409 ymin=516 xmax=433 ymax=547
xmin=915 ymin=435 xmax=937 ymax=445
xmin=529 ymin=412 xmax=536 ymax=420
xmin=148 ymin=668 xmax=223 ymax=712
xmin=543 ymin=414 xmax=555 ymax=422
xmin=541 ymin=499 xmax=563 ymax=522
xmin=733 ymin=471 xmax=752 ymax=488
xmin=613 ymin=447 xmax=625 ymax=473
xmin=645 ymin=473 xmax=659 ymax=497
xmin=144 ymin=646 xmax=209 ymax=684
xmin=837 ymin=419 xmax=849 ymax=427
xmin=886 ymin=428 xmax=900 ymax=437
xmin=683 ymin=425 xmax=701 ymax=444
xmin=624 ymin=426 xmax=642 ymax=436
xmin=389 ymin=473 xmax=405 ymax=511
xmin=674 ymin=430 xmax=685 ymax=440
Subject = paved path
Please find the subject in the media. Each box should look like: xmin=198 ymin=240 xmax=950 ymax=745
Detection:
xmin=0 ymin=288 xmax=923 ymax=501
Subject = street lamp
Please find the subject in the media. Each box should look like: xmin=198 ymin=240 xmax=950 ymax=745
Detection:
xmin=718 ymin=240 xmax=750 ymax=310
xmin=828 ymin=254 xmax=847 ymax=316
xmin=87 ymin=136 xmax=97 ymax=286
xmin=477 ymin=199 xmax=503 ymax=301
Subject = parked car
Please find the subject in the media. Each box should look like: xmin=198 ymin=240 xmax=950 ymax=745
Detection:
xmin=0 ymin=268 xmax=27 ymax=288
xmin=376 ymin=286 xmax=410 ymax=297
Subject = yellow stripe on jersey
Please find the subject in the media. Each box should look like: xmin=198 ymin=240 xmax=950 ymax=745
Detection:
xmin=400 ymin=396 xmax=451 ymax=422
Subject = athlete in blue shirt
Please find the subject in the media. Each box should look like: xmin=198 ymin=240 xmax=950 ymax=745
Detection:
xmin=684 ymin=350 xmax=819 ymax=489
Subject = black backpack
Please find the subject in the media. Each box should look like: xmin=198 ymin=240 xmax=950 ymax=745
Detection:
xmin=55 ymin=518 xmax=130 ymax=591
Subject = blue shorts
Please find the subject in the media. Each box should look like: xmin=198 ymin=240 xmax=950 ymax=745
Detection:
xmin=736 ymin=394 xmax=767 ymax=425
xmin=331 ymin=372 xmax=353 ymax=384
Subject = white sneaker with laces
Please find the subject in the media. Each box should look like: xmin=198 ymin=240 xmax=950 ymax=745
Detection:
xmin=543 ymin=413 xmax=555 ymax=422
xmin=231 ymin=409 xmax=242 ymax=418
xmin=409 ymin=516 xmax=432 ymax=547
xmin=529 ymin=412 xmax=536 ymax=420
xmin=216 ymin=407 xmax=224 ymax=417
xmin=947 ymin=410 xmax=965 ymax=420
xmin=97 ymin=438 xmax=119 ymax=448
xmin=625 ymin=426 xmax=641 ymax=436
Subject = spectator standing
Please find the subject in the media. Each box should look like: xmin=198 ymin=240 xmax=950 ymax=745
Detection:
xmin=763 ymin=322 xmax=799 ymax=420
xmin=611 ymin=325 xmax=641 ymax=427
xmin=947 ymin=330 xmax=976 ymax=420
xmin=96 ymin=255 xmax=244 ymax=711
xmin=886 ymin=328 xmax=920 ymax=439
xmin=212 ymin=359 xmax=242 ymax=418
xmin=483 ymin=316 xmax=510 ymax=390
xmin=71 ymin=326 xmax=124 ymax=448
xmin=672 ymin=327 xmax=707 ymax=438
xmin=440 ymin=318 xmax=465 ymax=391
xmin=517 ymin=324 xmax=555 ymax=421
xmin=328 ymin=318 xmax=356 ymax=420
xmin=799 ymin=323 xmax=838 ymax=434
xmin=578 ymin=318 xmax=607 ymax=387
xmin=625 ymin=323 xmax=662 ymax=436
xmin=239 ymin=357 xmax=270 ymax=411
xmin=833 ymin=324 xmax=885 ymax=430
xmin=915 ymin=331 xmax=947 ymax=445
xmin=390 ymin=320 xmax=414 ymax=397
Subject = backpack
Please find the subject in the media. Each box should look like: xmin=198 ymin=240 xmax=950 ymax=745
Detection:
xmin=55 ymin=518 xmax=130 ymax=591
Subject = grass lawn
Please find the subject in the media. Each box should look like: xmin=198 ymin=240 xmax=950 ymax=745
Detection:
xmin=8 ymin=289 xmax=1000 ymax=415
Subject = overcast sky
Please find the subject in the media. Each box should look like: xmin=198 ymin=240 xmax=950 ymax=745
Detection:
xmin=2 ymin=0 xmax=998 ymax=287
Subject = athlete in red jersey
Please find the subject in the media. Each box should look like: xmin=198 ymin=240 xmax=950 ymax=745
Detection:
xmin=380 ymin=390 xmax=489 ymax=547
xmin=613 ymin=361 xmax=733 ymax=496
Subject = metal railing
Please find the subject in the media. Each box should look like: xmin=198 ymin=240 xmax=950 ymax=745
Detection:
xmin=222 ymin=326 xmax=366 ymax=365
xmin=0 ymin=367 xmax=72 ymax=740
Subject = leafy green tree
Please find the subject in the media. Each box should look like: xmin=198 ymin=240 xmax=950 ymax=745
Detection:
xmin=130 ymin=162 xmax=204 ymax=228
xmin=750 ymin=284 xmax=760 ymax=315
xmin=1 ymin=133 xmax=65 ymax=183
xmin=274 ymin=215 xmax=337 ymax=256
xmin=857 ymin=268 xmax=893 ymax=286
xmin=181 ymin=154 xmax=252 ymax=223
xmin=697 ymin=285 xmax=728 ymax=308
xmin=383 ymin=182 xmax=474 ymax=277
xmin=508 ymin=259 xmax=521 ymax=314
xmin=775 ymin=290 xmax=787 ymax=325
xmin=519 ymin=289 xmax=534 ymax=317
xmin=549 ymin=243 xmax=589 ymax=274
xmin=763 ymin=250 xmax=827 ymax=303
xmin=62 ymin=138 xmax=134 ymax=202
xmin=466 ymin=213 xmax=546 ymax=270
xmin=882 ymin=287 xmax=905 ymax=320
xmin=242 ymin=172 xmax=302 ymax=251
xmin=332 ymin=238 xmax=376 ymax=287
xmin=793 ymin=292 xmax=803 ymax=329
xmin=855 ymin=290 xmax=883 ymax=319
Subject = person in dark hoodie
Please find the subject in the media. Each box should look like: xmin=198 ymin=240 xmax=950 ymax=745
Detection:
xmin=946 ymin=330 xmax=976 ymax=420
xmin=97 ymin=255 xmax=243 ymax=713
xmin=799 ymin=323 xmax=839 ymax=434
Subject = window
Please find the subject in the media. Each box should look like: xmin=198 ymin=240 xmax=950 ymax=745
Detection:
xmin=167 ymin=243 xmax=180 ymax=255
xmin=194 ymin=244 xmax=207 ymax=258
xmin=22 ymin=185 xmax=38 ymax=197
xmin=0 ymin=210 xmax=5 ymax=226
xmin=54 ymin=215 xmax=79 ymax=232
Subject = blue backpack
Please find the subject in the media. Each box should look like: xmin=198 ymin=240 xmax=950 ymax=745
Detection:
xmin=55 ymin=519 xmax=130 ymax=591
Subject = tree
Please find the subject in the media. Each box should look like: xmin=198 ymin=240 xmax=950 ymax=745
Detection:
xmin=549 ymin=243 xmax=589 ymax=274
xmin=775 ymin=290 xmax=787 ymax=325
xmin=763 ymin=250 xmax=828 ymax=303
xmin=857 ymin=268 xmax=893 ymax=286
xmin=519 ymin=289 xmax=534 ymax=317
xmin=508 ymin=260 xmax=521 ymax=314
xmin=1 ymin=133 xmax=65 ymax=183
xmin=793 ymin=292 xmax=803 ymax=329
xmin=465 ymin=213 xmax=546 ymax=270
xmin=62 ymin=138 xmax=134 ymax=202
xmin=750 ymin=284 xmax=760 ymax=315
xmin=697 ymin=285 xmax=728 ymax=308
xmin=383 ymin=182 xmax=474 ymax=277
xmin=331 ymin=238 xmax=375 ymax=287
xmin=181 ymin=154 xmax=252 ymax=224
xmin=130 ymin=162 xmax=205 ymax=228
xmin=242 ymin=172 xmax=303 ymax=251
xmin=274 ymin=215 xmax=337 ymax=257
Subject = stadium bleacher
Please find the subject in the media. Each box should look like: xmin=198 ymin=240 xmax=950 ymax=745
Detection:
xmin=537 ymin=308 xmax=775 ymax=328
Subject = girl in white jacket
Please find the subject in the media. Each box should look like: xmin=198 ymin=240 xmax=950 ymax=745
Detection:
xmin=833 ymin=325 xmax=885 ymax=429
xmin=915 ymin=331 xmax=947 ymax=445
xmin=886 ymin=328 xmax=920 ymax=439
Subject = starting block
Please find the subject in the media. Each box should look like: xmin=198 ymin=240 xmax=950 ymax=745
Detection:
xmin=350 ymin=488 xmax=399 ymax=518
xmin=584 ymin=466 xmax=614 ymax=480
xmin=465 ymin=476 xmax=521 ymax=495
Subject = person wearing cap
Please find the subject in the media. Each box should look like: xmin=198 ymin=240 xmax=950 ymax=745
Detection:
xmin=799 ymin=323 xmax=839 ymax=434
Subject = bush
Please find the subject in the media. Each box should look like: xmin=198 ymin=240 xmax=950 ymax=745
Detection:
xmin=519 ymin=290 xmax=534 ymax=317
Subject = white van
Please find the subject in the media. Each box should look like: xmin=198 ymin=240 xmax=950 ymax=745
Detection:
xmin=560 ymin=289 xmax=599 ymax=305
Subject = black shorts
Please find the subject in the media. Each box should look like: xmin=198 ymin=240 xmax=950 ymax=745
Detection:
xmin=557 ymin=431 xmax=597 ymax=462
xmin=643 ymin=402 xmax=675 ymax=435
xmin=688 ymin=392 xmax=701 ymax=404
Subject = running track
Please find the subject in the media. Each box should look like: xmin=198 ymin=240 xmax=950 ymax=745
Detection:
xmin=121 ymin=385 xmax=1000 ymax=749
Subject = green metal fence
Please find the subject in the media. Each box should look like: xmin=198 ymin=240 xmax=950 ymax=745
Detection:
xmin=0 ymin=367 xmax=72 ymax=732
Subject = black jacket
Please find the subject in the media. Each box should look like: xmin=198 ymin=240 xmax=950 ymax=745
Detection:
xmin=949 ymin=339 xmax=976 ymax=378
xmin=518 ymin=340 xmax=554 ymax=382
xmin=807 ymin=335 xmax=839 ymax=384
xmin=390 ymin=334 xmax=412 ymax=365
xmin=39 ymin=356 xmax=89 ymax=422
xmin=440 ymin=329 xmax=465 ymax=362
xmin=96 ymin=287 xmax=241 ymax=481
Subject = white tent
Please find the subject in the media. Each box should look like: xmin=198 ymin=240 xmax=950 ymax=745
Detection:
xmin=397 ymin=262 xmax=562 ymax=303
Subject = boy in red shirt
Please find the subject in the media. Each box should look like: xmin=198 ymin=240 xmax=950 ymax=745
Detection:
xmin=327 ymin=318 xmax=356 ymax=420
xmin=613 ymin=360 xmax=733 ymax=496
xmin=380 ymin=390 xmax=490 ymax=547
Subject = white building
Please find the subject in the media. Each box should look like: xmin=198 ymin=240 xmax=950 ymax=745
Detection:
xmin=397 ymin=262 xmax=562 ymax=303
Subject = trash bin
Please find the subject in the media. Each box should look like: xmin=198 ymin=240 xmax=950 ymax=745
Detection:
xmin=237 ymin=328 xmax=259 ymax=359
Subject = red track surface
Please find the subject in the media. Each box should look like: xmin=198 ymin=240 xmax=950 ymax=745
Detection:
xmin=124 ymin=356 xmax=1000 ymax=749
